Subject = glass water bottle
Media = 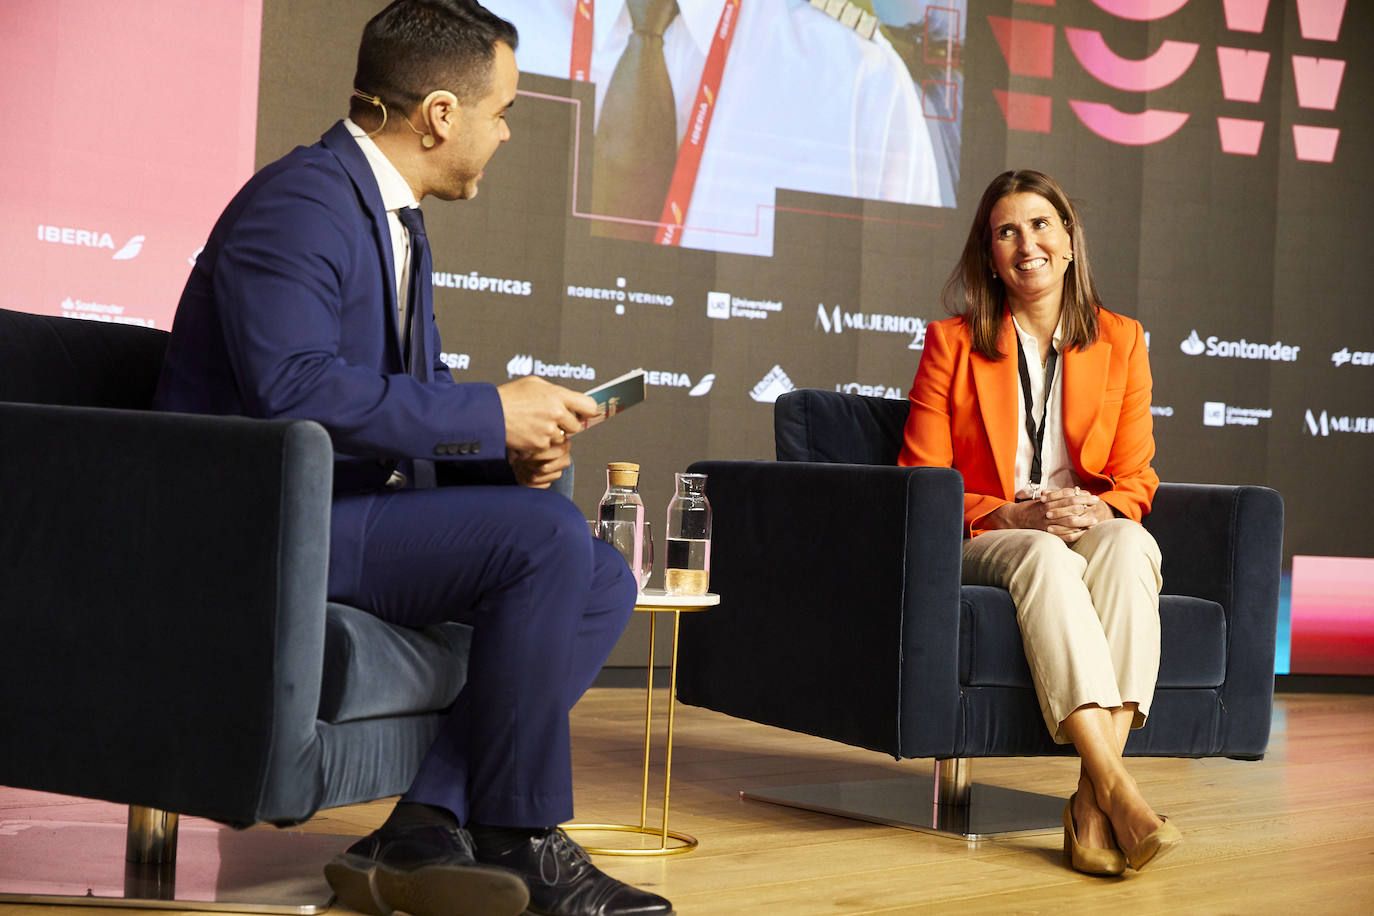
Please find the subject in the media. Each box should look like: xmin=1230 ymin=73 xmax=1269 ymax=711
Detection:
xmin=664 ymin=472 xmax=711 ymax=595
xmin=598 ymin=462 xmax=645 ymax=582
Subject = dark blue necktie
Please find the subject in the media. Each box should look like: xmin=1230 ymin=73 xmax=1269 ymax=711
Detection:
xmin=395 ymin=206 xmax=437 ymax=488
xmin=395 ymin=206 xmax=434 ymax=383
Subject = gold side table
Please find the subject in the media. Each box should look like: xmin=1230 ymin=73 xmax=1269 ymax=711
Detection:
xmin=565 ymin=588 xmax=719 ymax=857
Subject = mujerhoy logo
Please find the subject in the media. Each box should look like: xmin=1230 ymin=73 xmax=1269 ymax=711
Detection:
xmin=1304 ymin=410 xmax=1374 ymax=436
xmin=815 ymin=304 xmax=927 ymax=350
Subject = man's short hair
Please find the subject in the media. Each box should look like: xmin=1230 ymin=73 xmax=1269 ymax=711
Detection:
xmin=351 ymin=0 xmax=517 ymax=121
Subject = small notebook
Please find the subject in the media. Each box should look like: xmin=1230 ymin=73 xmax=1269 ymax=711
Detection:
xmin=582 ymin=368 xmax=646 ymax=430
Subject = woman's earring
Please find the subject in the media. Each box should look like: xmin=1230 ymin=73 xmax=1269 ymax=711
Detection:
xmin=1066 ymin=251 xmax=1074 ymax=262
xmin=421 ymin=134 xmax=436 ymax=149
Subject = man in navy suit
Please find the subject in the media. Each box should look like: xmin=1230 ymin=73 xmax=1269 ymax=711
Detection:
xmin=154 ymin=3 xmax=669 ymax=915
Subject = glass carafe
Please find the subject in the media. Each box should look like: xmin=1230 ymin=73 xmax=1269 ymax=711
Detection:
xmin=598 ymin=462 xmax=646 ymax=586
xmin=664 ymin=472 xmax=711 ymax=595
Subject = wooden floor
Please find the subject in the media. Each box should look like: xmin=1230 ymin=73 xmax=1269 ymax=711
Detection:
xmin=3 ymin=689 xmax=1374 ymax=915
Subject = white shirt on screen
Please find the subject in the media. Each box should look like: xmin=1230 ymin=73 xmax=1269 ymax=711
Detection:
xmin=345 ymin=118 xmax=419 ymax=321
xmin=483 ymin=0 xmax=942 ymax=256
xmin=1011 ymin=314 xmax=1077 ymax=497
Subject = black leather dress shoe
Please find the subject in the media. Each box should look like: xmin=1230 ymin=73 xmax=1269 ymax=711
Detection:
xmin=324 ymin=823 xmax=529 ymax=916
xmin=473 ymin=827 xmax=673 ymax=916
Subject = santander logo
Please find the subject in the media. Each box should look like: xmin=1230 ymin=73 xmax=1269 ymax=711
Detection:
xmin=989 ymin=0 xmax=1347 ymax=161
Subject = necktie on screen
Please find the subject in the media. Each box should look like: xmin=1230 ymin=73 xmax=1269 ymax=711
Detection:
xmin=395 ymin=205 xmax=437 ymax=489
xmin=592 ymin=0 xmax=680 ymax=241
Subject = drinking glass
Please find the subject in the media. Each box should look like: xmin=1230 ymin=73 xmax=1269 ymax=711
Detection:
xmin=596 ymin=519 xmax=653 ymax=590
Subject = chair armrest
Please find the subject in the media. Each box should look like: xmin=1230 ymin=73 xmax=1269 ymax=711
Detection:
xmin=0 ymin=402 xmax=334 ymax=825
xmin=1145 ymin=483 xmax=1284 ymax=757
xmin=677 ymin=460 xmax=964 ymax=758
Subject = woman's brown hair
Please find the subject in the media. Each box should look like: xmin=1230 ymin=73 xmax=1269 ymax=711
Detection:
xmin=942 ymin=170 xmax=1101 ymax=359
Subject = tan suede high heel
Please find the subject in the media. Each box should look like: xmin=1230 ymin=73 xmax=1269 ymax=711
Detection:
xmin=1124 ymin=816 xmax=1182 ymax=871
xmin=1063 ymin=794 xmax=1126 ymax=876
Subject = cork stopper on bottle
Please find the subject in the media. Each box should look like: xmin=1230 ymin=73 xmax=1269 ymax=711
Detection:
xmin=607 ymin=461 xmax=640 ymax=488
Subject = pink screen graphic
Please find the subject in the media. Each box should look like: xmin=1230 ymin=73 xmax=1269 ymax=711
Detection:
xmin=1290 ymin=556 xmax=1374 ymax=676
xmin=0 ymin=1 xmax=263 ymax=330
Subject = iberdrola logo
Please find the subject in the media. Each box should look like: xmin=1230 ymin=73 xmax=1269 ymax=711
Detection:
xmin=1180 ymin=330 xmax=1205 ymax=355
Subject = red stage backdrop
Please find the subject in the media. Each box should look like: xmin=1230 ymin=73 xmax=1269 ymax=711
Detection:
xmin=0 ymin=0 xmax=262 ymax=330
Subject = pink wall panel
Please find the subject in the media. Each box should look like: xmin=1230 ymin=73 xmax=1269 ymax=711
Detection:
xmin=0 ymin=0 xmax=262 ymax=330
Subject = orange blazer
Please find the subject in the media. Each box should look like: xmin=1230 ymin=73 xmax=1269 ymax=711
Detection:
xmin=898 ymin=308 xmax=1158 ymax=537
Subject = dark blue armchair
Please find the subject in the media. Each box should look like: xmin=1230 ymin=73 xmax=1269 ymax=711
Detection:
xmin=677 ymin=389 xmax=1282 ymax=839
xmin=0 ymin=308 xmax=474 ymax=909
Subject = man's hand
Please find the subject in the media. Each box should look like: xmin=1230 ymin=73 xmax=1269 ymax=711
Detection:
xmin=987 ymin=487 xmax=1113 ymax=544
xmin=509 ymin=441 xmax=572 ymax=489
xmin=497 ymin=376 xmax=598 ymax=453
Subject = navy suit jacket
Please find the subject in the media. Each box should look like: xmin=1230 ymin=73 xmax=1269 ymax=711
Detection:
xmin=155 ymin=121 xmax=506 ymax=493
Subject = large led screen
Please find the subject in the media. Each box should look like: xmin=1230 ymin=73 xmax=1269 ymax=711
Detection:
xmin=482 ymin=0 xmax=967 ymax=255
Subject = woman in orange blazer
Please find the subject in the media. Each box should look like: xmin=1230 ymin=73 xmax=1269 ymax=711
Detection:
xmin=900 ymin=170 xmax=1179 ymax=876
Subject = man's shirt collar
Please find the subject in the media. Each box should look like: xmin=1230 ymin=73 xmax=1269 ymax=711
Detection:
xmin=344 ymin=118 xmax=419 ymax=213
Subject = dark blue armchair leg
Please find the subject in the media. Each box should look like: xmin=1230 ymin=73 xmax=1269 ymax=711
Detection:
xmin=741 ymin=758 xmax=1063 ymax=843
xmin=0 ymin=804 xmax=350 ymax=912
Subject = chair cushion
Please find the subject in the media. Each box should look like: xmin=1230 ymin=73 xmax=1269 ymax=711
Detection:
xmin=319 ymin=603 xmax=471 ymax=724
xmin=774 ymin=389 xmax=910 ymax=464
xmin=959 ymin=587 xmax=1227 ymax=690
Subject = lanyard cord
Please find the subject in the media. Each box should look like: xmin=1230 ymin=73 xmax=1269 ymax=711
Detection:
xmin=1016 ymin=334 xmax=1059 ymax=489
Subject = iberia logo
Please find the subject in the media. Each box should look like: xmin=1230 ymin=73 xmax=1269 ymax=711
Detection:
xmin=988 ymin=0 xmax=1346 ymax=162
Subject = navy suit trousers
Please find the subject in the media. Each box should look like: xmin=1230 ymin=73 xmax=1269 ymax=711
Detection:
xmin=327 ymin=484 xmax=636 ymax=827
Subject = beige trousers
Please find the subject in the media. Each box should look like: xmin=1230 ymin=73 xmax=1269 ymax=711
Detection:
xmin=961 ymin=519 xmax=1163 ymax=743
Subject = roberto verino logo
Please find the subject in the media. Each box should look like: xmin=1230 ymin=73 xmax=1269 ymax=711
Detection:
xmin=989 ymin=0 xmax=1347 ymax=161
xmin=37 ymin=225 xmax=145 ymax=260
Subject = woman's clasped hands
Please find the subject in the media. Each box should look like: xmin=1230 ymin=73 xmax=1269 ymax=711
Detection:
xmin=993 ymin=487 xmax=1115 ymax=544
